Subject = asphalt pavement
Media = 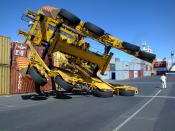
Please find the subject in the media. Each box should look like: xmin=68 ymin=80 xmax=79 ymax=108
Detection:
xmin=0 ymin=74 xmax=175 ymax=131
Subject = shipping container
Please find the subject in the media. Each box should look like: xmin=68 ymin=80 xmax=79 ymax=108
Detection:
xmin=110 ymin=71 xmax=116 ymax=80
xmin=10 ymin=67 xmax=36 ymax=94
xmin=110 ymin=63 xmax=115 ymax=71
xmin=114 ymin=71 xmax=129 ymax=80
xmin=144 ymin=64 xmax=151 ymax=71
xmin=97 ymin=71 xmax=110 ymax=80
xmin=35 ymin=46 xmax=52 ymax=66
xmin=10 ymin=44 xmax=53 ymax=94
xmin=110 ymin=59 xmax=116 ymax=64
xmin=143 ymin=71 xmax=151 ymax=76
xmin=0 ymin=36 xmax=11 ymax=65
xmin=115 ymin=61 xmax=129 ymax=71
xmin=138 ymin=70 xmax=143 ymax=78
xmin=52 ymin=51 xmax=68 ymax=68
xmin=12 ymin=42 xmax=28 ymax=57
xmin=134 ymin=70 xmax=138 ymax=78
xmin=129 ymin=71 xmax=134 ymax=79
xmin=0 ymin=66 xmax=10 ymax=95
xmin=11 ymin=43 xmax=51 ymax=67
xmin=11 ymin=43 xmax=29 ymax=67
xmin=129 ymin=62 xmax=142 ymax=71
xmin=10 ymin=67 xmax=52 ymax=94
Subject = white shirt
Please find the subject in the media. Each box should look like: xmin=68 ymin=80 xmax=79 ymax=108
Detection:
xmin=160 ymin=75 xmax=166 ymax=83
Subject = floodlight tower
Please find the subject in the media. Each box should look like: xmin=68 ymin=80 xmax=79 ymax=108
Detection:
xmin=171 ymin=51 xmax=174 ymax=64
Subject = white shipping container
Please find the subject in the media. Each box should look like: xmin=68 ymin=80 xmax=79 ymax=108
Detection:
xmin=115 ymin=61 xmax=129 ymax=71
xmin=129 ymin=62 xmax=134 ymax=70
xmin=98 ymin=71 xmax=110 ymax=80
xmin=129 ymin=62 xmax=142 ymax=70
xmin=110 ymin=59 xmax=116 ymax=64
xmin=143 ymin=71 xmax=151 ymax=76
xmin=115 ymin=71 xmax=129 ymax=80
xmin=134 ymin=71 xmax=138 ymax=78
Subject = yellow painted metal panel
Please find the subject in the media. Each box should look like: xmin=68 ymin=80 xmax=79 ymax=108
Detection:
xmin=0 ymin=66 xmax=10 ymax=95
xmin=0 ymin=36 xmax=11 ymax=65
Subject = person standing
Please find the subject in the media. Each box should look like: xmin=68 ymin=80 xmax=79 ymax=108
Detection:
xmin=160 ymin=74 xmax=167 ymax=88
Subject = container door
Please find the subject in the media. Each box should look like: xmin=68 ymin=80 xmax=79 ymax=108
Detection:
xmin=138 ymin=70 xmax=143 ymax=78
xmin=111 ymin=72 xmax=116 ymax=80
xmin=134 ymin=71 xmax=138 ymax=78
xmin=129 ymin=71 xmax=134 ymax=79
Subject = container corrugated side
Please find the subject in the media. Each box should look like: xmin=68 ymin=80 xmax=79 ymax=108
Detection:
xmin=138 ymin=70 xmax=143 ymax=78
xmin=115 ymin=71 xmax=129 ymax=80
xmin=129 ymin=62 xmax=142 ymax=71
xmin=10 ymin=67 xmax=52 ymax=94
xmin=10 ymin=67 xmax=36 ymax=94
xmin=129 ymin=71 xmax=134 ymax=79
xmin=115 ymin=61 xmax=129 ymax=71
xmin=110 ymin=63 xmax=115 ymax=71
xmin=134 ymin=71 xmax=138 ymax=78
xmin=10 ymin=45 xmax=53 ymax=94
xmin=0 ymin=66 xmax=10 ymax=95
xmin=0 ymin=36 xmax=10 ymax=65
xmin=143 ymin=71 xmax=151 ymax=76
xmin=97 ymin=71 xmax=110 ymax=80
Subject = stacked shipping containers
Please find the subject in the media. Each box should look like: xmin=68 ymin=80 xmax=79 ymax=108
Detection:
xmin=10 ymin=42 xmax=52 ymax=94
xmin=142 ymin=62 xmax=152 ymax=76
xmin=98 ymin=58 xmax=152 ymax=80
xmin=129 ymin=62 xmax=143 ymax=78
xmin=115 ymin=61 xmax=129 ymax=80
xmin=0 ymin=36 xmax=10 ymax=95
xmin=10 ymin=42 xmax=36 ymax=94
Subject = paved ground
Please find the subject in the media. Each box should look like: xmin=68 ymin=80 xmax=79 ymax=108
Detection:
xmin=0 ymin=74 xmax=175 ymax=131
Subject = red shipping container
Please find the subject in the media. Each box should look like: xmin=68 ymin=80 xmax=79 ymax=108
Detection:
xmin=34 ymin=46 xmax=53 ymax=66
xmin=10 ymin=43 xmax=53 ymax=94
xmin=40 ymin=77 xmax=53 ymax=92
xmin=11 ymin=42 xmax=29 ymax=67
xmin=138 ymin=70 xmax=143 ymax=78
xmin=129 ymin=71 xmax=134 ymax=79
xmin=10 ymin=67 xmax=36 ymax=94
xmin=10 ymin=66 xmax=53 ymax=94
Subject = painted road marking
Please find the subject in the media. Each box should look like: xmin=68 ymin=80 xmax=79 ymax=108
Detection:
xmin=0 ymin=104 xmax=15 ymax=108
xmin=113 ymin=90 xmax=162 ymax=131
xmin=136 ymin=95 xmax=175 ymax=99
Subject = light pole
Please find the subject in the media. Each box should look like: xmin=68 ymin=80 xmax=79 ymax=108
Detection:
xmin=171 ymin=51 xmax=174 ymax=64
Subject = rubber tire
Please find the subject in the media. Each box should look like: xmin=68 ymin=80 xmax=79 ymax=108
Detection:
xmin=84 ymin=22 xmax=105 ymax=37
xmin=122 ymin=42 xmax=140 ymax=52
xmin=93 ymin=89 xmax=113 ymax=98
xmin=28 ymin=67 xmax=47 ymax=86
xmin=139 ymin=51 xmax=156 ymax=62
xmin=119 ymin=90 xmax=135 ymax=96
xmin=59 ymin=8 xmax=81 ymax=26
xmin=54 ymin=76 xmax=74 ymax=92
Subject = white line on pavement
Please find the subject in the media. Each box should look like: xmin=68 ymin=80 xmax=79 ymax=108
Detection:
xmin=113 ymin=90 xmax=162 ymax=131
xmin=0 ymin=104 xmax=15 ymax=108
xmin=136 ymin=95 xmax=175 ymax=99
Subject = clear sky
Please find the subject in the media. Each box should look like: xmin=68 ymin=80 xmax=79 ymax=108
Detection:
xmin=0 ymin=0 xmax=175 ymax=61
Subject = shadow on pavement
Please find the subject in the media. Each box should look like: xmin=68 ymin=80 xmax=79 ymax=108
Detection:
xmin=21 ymin=90 xmax=91 ymax=100
xmin=21 ymin=94 xmax=48 ymax=101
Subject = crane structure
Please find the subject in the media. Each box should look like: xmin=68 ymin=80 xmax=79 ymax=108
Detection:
xmin=18 ymin=6 xmax=156 ymax=97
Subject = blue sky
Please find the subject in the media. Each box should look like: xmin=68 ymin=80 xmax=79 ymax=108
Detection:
xmin=0 ymin=0 xmax=175 ymax=61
